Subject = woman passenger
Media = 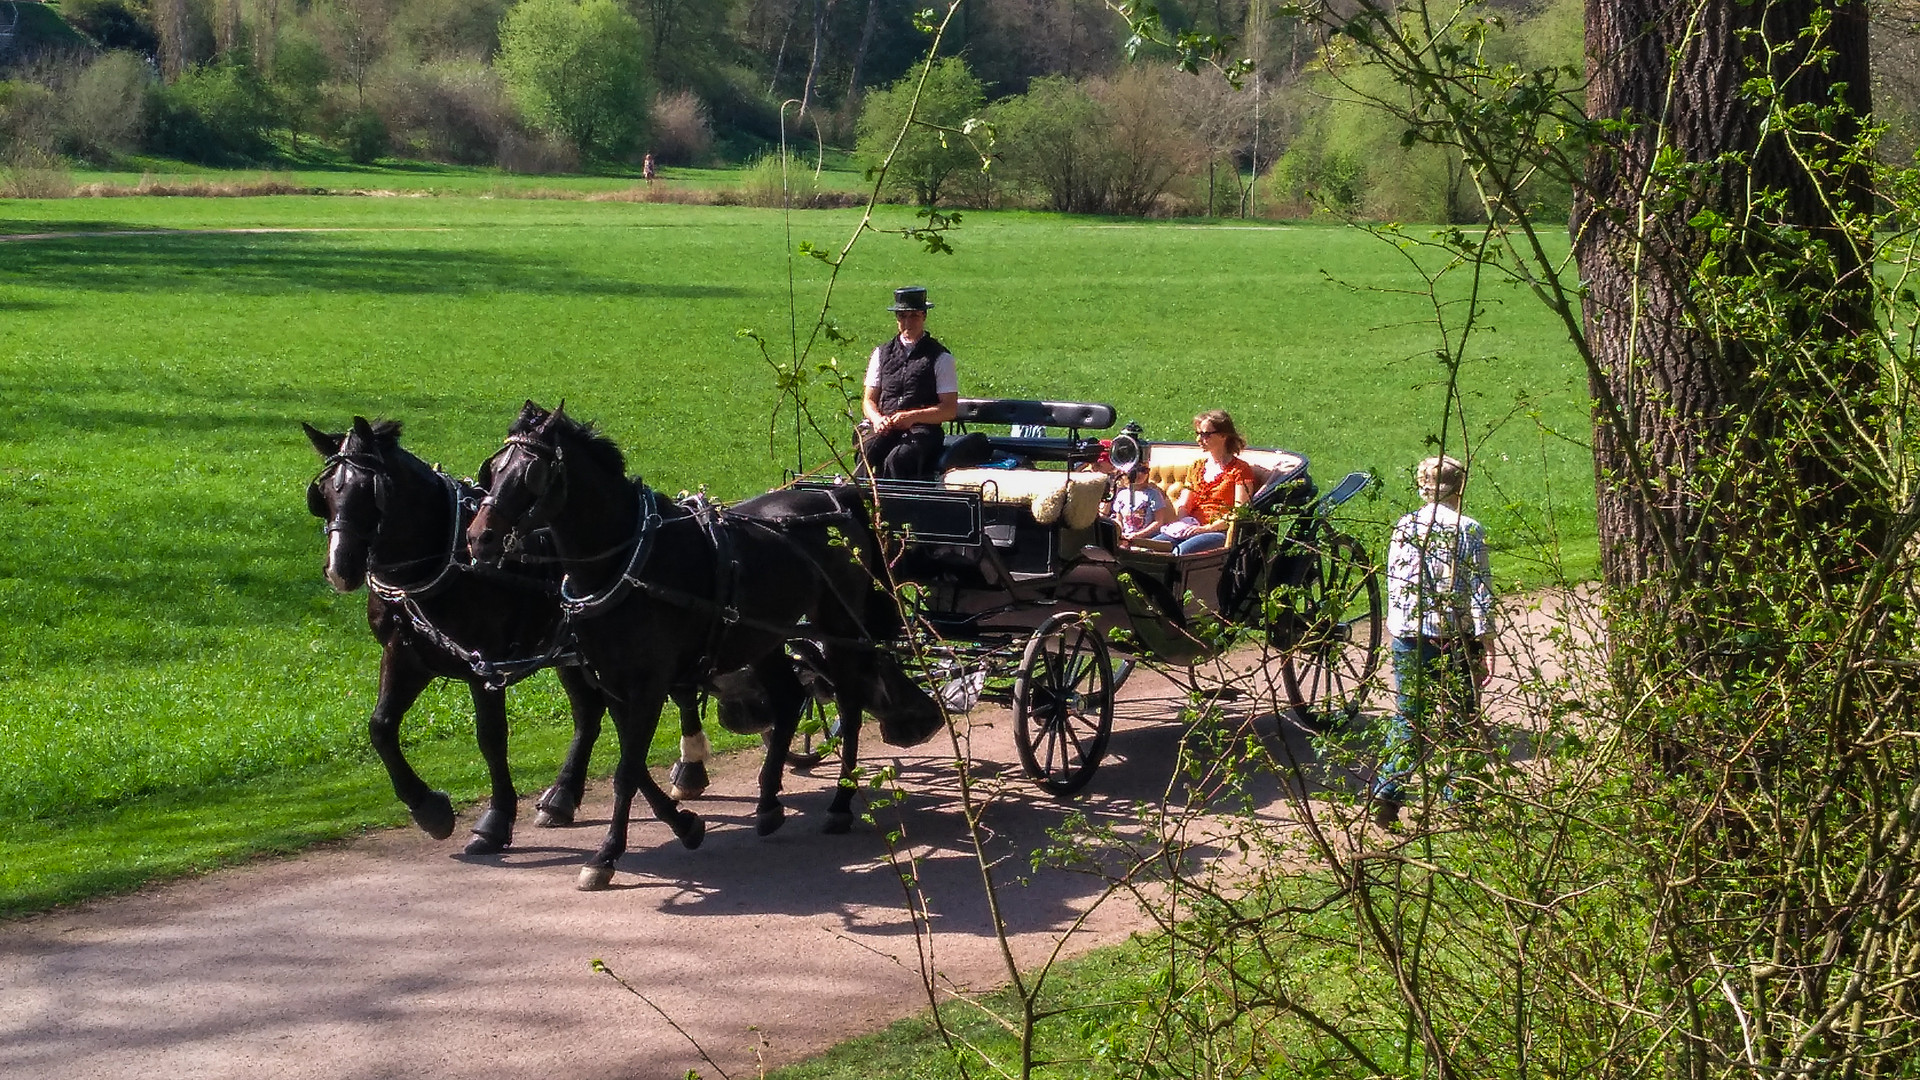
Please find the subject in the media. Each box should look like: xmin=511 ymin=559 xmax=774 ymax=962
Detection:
xmin=1146 ymin=409 xmax=1256 ymax=555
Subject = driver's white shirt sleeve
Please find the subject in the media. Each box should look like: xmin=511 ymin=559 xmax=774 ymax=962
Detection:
xmin=864 ymin=347 xmax=884 ymax=388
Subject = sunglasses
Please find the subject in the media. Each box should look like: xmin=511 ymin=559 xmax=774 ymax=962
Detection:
xmin=1195 ymin=429 xmax=1221 ymax=440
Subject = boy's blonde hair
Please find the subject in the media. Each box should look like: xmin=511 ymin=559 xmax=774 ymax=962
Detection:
xmin=1416 ymin=455 xmax=1467 ymax=501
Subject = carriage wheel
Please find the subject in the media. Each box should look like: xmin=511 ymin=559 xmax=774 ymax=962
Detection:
xmin=1280 ymin=532 xmax=1384 ymax=730
xmin=1013 ymin=613 xmax=1114 ymax=796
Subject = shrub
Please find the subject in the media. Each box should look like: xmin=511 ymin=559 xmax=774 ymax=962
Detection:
xmin=0 ymin=79 xmax=62 ymax=157
xmin=0 ymin=143 xmax=74 ymax=197
xmin=340 ymin=106 xmax=389 ymax=163
xmin=143 ymin=60 xmax=276 ymax=164
xmin=378 ymin=62 xmax=512 ymax=164
xmin=60 ymin=51 xmax=150 ymax=165
xmin=647 ymin=89 xmax=712 ymax=165
xmin=991 ymin=68 xmax=1202 ymax=216
xmin=496 ymin=128 xmax=578 ymax=174
xmin=853 ymin=57 xmax=987 ymax=207
xmin=497 ymin=0 xmax=650 ymax=161
xmin=734 ymin=151 xmax=821 ymax=207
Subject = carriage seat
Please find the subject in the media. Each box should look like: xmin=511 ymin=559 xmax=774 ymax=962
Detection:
xmin=1142 ymin=445 xmax=1305 ymax=506
xmin=942 ymin=468 xmax=1109 ymax=529
xmin=1136 ymin=445 xmax=1309 ymax=549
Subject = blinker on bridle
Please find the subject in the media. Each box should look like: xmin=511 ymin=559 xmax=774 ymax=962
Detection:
xmin=478 ymin=434 xmax=566 ymax=544
xmin=308 ymin=452 xmax=390 ymax=539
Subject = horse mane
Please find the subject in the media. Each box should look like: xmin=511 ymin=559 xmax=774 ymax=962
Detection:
xmin=343 ymin=419 xmax=405 ymax=450
xmin=514 ymin=406 xmax=630 ymax=481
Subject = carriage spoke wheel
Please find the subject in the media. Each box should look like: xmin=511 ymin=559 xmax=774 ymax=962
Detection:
xmin=1013 ymin=613 xmax=1114 ymax=796
xmin=1280 ymin=532 xmax=1384 ymax=730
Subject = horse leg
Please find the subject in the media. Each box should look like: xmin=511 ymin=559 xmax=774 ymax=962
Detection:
xmin=368 ymin=651 xmax=457 ymax=839
xmin=666 ymin=686 xmax=711 ymax=800
xmin=819 ymin=644 xmax=887 ymax=834
xmin=580 ymin=681 xmax=705 ymax=891
xmin=536 ymin=664 xmax=605 ymax=827
xmin=749 ymin=656 xmax=806 ymax=836
xmin=463 ymin=683 xmax=517 ymax=855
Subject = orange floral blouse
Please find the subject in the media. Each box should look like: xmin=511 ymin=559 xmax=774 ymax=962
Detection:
xmin=1184 ymin=457 xmax=1257 ymax=525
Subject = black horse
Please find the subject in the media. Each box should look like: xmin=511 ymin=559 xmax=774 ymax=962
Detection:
xmin=304 ymin=416 xmax=647 ymax=853
xmin=467 ymin=402 xmax=940 ymax=890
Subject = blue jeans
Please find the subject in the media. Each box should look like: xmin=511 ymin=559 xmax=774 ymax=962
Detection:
xmin=1374 ymin=635 xmax=1479 ymax=804
xmin=1147 ymin=528 xmax=1228 ymax=555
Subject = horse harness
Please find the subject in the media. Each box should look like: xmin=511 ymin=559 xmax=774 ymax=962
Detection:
xmin=314 ymin=450 xmax=585 ymax=691
xmin=553 ymin=481 xmax=883 ymax=677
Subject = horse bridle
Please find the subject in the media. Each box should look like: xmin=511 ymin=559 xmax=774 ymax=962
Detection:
xmin=478 ymin=433 xmax=568 ymax=549
xmin=308 ymin=451 xmax=389 ymax=542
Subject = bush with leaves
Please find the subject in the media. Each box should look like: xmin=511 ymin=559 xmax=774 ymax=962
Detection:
xmin=497 ymin=0 xmax=649 ymax=162
xmin=853 ymin=56 xmax=986 ymax=207
xmin=60 ymin=51 xmax=151 ymax=165
xmin=991 ymin=67 xmax=1202 ymax=215
xmin=377 ymin=61 xmax=513 ymax=164
xmin=143 ymin=60 xmax=277 ymax=164
xmin=647 ymin=89 xmax=712 ymax=165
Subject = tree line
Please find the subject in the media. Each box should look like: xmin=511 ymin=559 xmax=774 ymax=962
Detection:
xmin=5 ymin=0 xmax=1919 ymax=218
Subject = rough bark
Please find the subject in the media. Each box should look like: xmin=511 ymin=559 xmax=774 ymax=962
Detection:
xmin=1575 ymin=0 xmax=1876 ymax=598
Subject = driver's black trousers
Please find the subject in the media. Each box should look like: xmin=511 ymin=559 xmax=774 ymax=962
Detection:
xmin=858 ymin=424 xmax=943 ymax=481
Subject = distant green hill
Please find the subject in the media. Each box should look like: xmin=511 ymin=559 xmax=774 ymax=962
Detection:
xmin=1 ymin=1 xmax=96 ymax=62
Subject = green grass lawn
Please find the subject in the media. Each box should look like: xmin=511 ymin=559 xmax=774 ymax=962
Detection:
xmin=0 ymin=196 xmax=1593 ymax=914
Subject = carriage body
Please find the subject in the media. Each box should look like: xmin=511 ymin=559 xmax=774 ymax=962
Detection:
xmin=798 ymin=398 xmax=1385 ymax=794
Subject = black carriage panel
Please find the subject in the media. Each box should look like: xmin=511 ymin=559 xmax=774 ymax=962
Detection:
xmin=983 ymin=503 xmax=1057 ymax=578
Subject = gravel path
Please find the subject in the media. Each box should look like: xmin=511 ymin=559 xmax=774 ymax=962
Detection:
xmin=0 ymin=686 xmax=1238 ymax=1080
xmin=0 ymin=595 xmax=1579 ymax=1080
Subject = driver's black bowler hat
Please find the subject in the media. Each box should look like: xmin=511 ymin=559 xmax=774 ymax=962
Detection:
xmin=889 ymin=286 xmax=933 ymax=312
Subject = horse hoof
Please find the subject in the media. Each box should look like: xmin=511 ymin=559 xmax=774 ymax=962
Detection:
xmin=464 ymin=833 xmax=506 ymax=856
xmin=824 ymin=811 xmax=853 ymax=835
xmin=668 ymin=760 xmax=709 ymax=801
xmin=533 ymin=785 xmax=576 ymax=828
xmin=412 ymin=792 xmax=457 ymax=840
xmin=755 ymin=807 xmax=786 ymax=836
xmin=676 ymin=810 xmax=706 ymax=850
xmin=577 ymin=864 xmax=616 ymax=891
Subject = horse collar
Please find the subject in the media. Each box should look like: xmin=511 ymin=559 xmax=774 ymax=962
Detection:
xmin=558 ymin=482 xmax=662 ymax=619
xmin=368 ymin=471 xmax=468 ymax=601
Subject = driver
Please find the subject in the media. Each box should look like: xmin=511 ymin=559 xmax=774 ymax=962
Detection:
xmin=859 ymin=286 xmax=959 ymax=480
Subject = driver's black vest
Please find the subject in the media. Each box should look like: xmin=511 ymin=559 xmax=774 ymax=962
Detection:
xmin=875 ymin=334 xmax=948 ymax=416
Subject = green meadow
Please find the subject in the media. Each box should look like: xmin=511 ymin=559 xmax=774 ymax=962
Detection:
xmin=0 ymin=194 xmax=1592 ymax=914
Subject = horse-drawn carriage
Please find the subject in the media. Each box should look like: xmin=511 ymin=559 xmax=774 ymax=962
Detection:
xmin=308 ymin=397 xmax=1383 ymax=888
xmin=798 ymin=396 xmax=1384 ymax=794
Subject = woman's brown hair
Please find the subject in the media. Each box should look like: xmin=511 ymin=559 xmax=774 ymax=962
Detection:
xmin=1194 ymin=409 xmax=1247 ymax=455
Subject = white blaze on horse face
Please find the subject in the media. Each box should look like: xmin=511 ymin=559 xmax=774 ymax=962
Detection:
xmin=325 ymin=529 xmax=356 ymax=592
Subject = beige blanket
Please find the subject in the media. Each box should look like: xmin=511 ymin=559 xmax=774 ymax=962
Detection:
xmin=942 ymin=468 xmax=1109 ymax=529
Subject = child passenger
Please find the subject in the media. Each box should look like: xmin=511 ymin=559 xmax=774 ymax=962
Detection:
xmin=1108 ymin=461 xmax=1173 ymax=544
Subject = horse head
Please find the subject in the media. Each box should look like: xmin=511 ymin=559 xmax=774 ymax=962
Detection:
xmin=468 ymin=400 xmax=570 ymax=566
xmin=303 ymin=415 xmax=399 ymax=592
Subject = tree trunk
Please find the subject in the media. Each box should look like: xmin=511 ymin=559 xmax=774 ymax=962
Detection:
xmin=799 ymin=0 xmax=837 ymax=116
xmin=153 ymin=0 xmax=189 ymax=79
xmin=1575 ymin=0 xmax=1876 ymax=599
xmin=845 ymin=0 xmax=879 ymax=104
